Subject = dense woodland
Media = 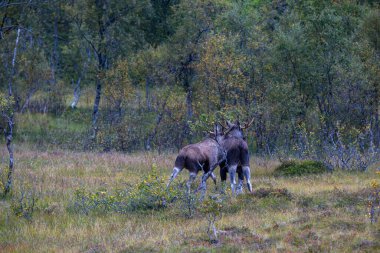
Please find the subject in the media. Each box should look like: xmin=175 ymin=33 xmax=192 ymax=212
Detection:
xmin=1 ymin=0 xmax=379 ymax=159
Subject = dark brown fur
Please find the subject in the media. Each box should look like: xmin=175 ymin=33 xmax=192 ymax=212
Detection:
xmin=174 ymin=138 xmax=224 ymax=175
xmin=167 ymin=125 xmax=226 ymax=195
xmin=219 ymin=137 xmax=249 ymax=180
xmin=218 ymin=121 xmax=252 ymax=193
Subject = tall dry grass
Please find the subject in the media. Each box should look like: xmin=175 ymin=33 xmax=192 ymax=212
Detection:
xmin=0 ymin=145 xmax=379 ymax=252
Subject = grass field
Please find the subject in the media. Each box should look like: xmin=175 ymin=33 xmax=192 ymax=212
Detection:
xmin=0 ymin=145 xmax=379 ymax=252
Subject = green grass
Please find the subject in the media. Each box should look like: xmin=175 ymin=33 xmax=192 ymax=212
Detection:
xmin=14 ymin=109 xmax=90 ymax=149
xmin=0 ymin=145 xmax=379 ymax=252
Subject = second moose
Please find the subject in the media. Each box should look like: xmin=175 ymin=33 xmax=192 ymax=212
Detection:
xmin=167 ymin=119 xmax=253 ymax=196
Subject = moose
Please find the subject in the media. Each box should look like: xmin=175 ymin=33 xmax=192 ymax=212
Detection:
xmin=166 ymin=124 xmax=226 ymax=196
xmin=167 ymin=119 xmax=254 ymax=196
xmin=218 ymin=120 xmax=253 ymax=194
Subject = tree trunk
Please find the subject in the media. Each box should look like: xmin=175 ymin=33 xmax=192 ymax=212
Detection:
xmin=51 ymin=11 xmax=59 ymax=85
xmin=20 ymin=86 xmax=37 ymax=113
xmin=145 ymin=95 xmax=169 ymax=150
xmin=373 ymin=85 xmax=380 ymax=148
xmin=375 ymin=108 xmax=380 ymax=148
xmin=145 ymin=76 xmax=151 ymax=110
xmin=4 ymin=27 xmax=20 ymax=196
xmin=186 ymin=87 xmax=193 ymax=121
xmin=90 ymin=2 xmax=107 ymax=140
xmin=4 ymin=118 xmax=14 ymax=196
xmin=91 ymin=52 xmax=106 ymax=139
xmin=183 ymin=64 xmax=193 ymax=144
xmin=92 ymin=75 xmax=102 ymax=138
xmin=70 ymin=77 xmax=81 ymax=109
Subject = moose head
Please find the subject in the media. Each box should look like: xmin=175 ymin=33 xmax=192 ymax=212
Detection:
xmin=223 ymin=118 xmax=254 ymax=139
xmin=208 ymin=123 xmax=225 ymax=144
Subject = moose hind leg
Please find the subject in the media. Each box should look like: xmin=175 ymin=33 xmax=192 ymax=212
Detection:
xmin=242 ymin=166 xmax=253 ymax=192
xmin=236 ymin=166 xmax=244 ymax=194
xmin=219 ymin=164 xmax=228 ymax=194
xmin=186 ymin=172 xmax=197 ymax=194
xmin=228 ymin=165 xmax=237 ymax=195
xmin=199 ymin=169 xmax=213 ymax=192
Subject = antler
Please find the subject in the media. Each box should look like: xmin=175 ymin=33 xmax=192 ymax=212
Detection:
xmin=218 ymin=121 xmax=228 ymax=130
xmin=241 ymin=118 xmax=254 ymax=130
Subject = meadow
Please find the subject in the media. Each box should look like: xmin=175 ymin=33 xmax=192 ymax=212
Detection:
xmin=1 ymin=1 xmax=379 ymax=252
xmin=0 ymin=144 xmax=379 ymax=252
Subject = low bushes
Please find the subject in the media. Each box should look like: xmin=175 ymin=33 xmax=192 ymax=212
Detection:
xmin=71 ymin=164 xmax=179 ymax=214
xmin=274 ymin=160 xmax=328 ymax=177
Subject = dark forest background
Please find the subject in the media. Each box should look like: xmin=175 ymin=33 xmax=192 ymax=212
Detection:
xmin=1 ymin=0 xmax=379 ymax=169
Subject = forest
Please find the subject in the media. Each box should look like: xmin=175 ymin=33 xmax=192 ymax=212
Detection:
xmin=0 ymin=0 xmax=380 ymax=252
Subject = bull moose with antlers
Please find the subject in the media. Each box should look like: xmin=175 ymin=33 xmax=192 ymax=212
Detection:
xmin=167 ymin=119 xmax=254 ymax=196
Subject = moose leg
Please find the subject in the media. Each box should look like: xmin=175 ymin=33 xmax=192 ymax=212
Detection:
xmin=219 ymin=162 xmax=228 ymax=194
xmin=210 ymin=172 xmax=217 ymax=185
xmin=236 ymin=165 xmax=244 ymax=194
xmin=198 ymin=172 xmax=218 ymax=192
xmin=242 ymin=166 xmax=253 ymax=192
xmin=228 ymin=164 xmax=237 ymax=195
xmin=167 ymin=167 xmax=182 ymax=188
xmin=198 ymin=171 xmax=210 ymax=200
xmin=186 ymin=172 xmax=197 ymax=194
xmin=199 ymin=170 xmax=213 ymax=191
xmin=196 ymin=160 xmax=216 ymax=191
xmin=219 ymin=161 xmax=227 ymax=181
xmin=199 ymin=163 xmax=219 ymax=200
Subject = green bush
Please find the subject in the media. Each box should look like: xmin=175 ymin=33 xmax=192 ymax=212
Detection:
xmin=71 ymin=164 xmax=179 ymax=214
xmin=128 ymin=164 xmax=179 ymax=211
xmin=274 ymin=160 xmax=328 ymax=177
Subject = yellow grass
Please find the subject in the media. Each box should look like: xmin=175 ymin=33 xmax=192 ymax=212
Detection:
xmin=0 ymin=145 xmax=379 ymax=252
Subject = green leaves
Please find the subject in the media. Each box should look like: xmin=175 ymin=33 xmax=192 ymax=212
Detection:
xmin=0 ymin=93 xmax=15 ymax=117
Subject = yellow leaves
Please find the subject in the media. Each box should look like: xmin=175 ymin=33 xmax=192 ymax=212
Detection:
xmin=368 ymin=169 xmax=380 ymax=222
xmin=104 ymin=59 xmax=134 ymax=108
xmin=264 ymin=64 xmax=273 ymax=71
xmin=195 ymin=34 xmax=249 ymax=112
xmin=370 ymin=180 xmax=379 ymax=189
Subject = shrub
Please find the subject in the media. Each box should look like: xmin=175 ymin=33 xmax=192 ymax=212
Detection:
xmin=367 ymin=171 xmax=380 ymax=224
xmin=10 ymin=182 xmax=40 ymax=220
xmin=274 ymin=160 xmax=328 ymax=177
xmin=175 ymin=189 xmax=198 ymax=218
xmin=72 ymin=187 xmax=126 ymax=215
xmin=11 ymin=189 xmax=39 ymax=220
xmin=199 ymin=195 xmax=224 ymax=243
xmin=71 ymin=164 xmax=179 ymax=214
xmin=128 ymin=164 xmax=178 ymax=211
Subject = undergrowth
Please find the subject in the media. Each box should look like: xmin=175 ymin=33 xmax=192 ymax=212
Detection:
xmin=70 ymin=164 xmax=179 ymax=214
xmin=274 ymin=160 xmax=329 ymax=177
